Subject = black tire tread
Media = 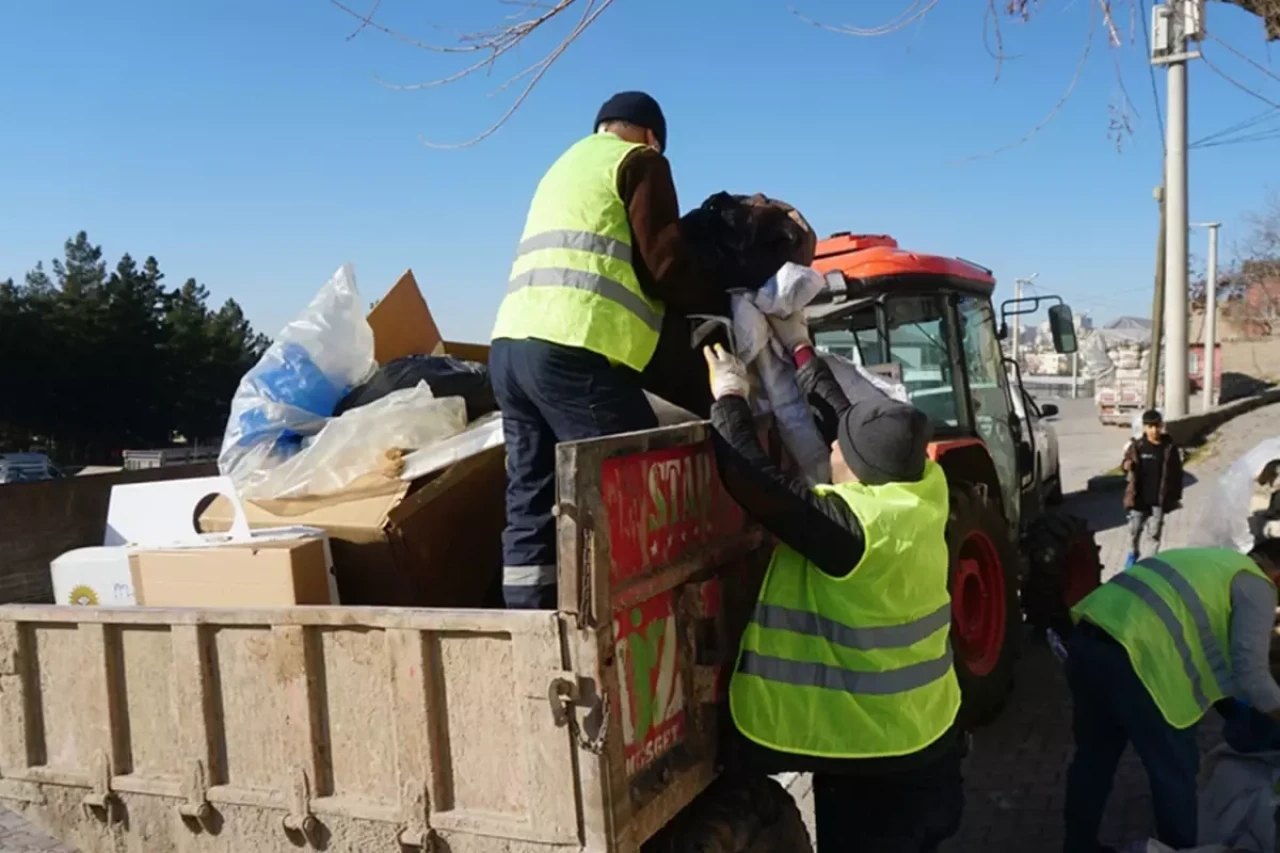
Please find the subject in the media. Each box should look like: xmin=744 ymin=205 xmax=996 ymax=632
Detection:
xmin=643 ymin=775 xmax=812 ymax=853
xmin=1023 ymin=511 xmax=1102 ymax=637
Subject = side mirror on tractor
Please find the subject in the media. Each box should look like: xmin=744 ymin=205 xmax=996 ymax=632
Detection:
xmin=1048 ymin=304 xmax=1078 ymax=355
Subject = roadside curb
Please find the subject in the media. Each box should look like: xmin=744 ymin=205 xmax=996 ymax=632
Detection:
xmin=1085 ymin=388 xmax=1280 ymax=494
xmin=1164 ymin=388 xmax=1280 ymax=447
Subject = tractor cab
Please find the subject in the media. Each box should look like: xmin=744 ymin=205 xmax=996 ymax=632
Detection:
xmin=807 ymin=232 xmax=1078 ymax=532
xmin=803 ymin=232 xmax=1093 ymax=723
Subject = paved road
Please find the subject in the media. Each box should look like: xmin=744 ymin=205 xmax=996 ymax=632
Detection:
xmin=1 ymin=399 xmax=1273 ymax=852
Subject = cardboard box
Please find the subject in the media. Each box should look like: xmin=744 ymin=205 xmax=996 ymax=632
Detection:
xmin=52 ymin=546 xmax=138 ymax=607
xmin=130 ymin=537 xmax=331 ymax=607
xmin=51 ymin=476 xmax=340 ymax=608
xmin=202 ymin=271 xmax=505 ymax=608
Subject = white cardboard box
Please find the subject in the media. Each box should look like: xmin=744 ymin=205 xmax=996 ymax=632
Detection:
xmin=52 ymin=476 xmax=338 ymax=607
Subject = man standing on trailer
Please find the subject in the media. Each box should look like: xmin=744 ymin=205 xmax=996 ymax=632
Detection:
xmin=489 ymin=91 xmax=728 ymax=610
xmin=703 ymin=321 xmax=966 ymax=852
xmin=1063 ymin=543 xmax=1280 ymax=852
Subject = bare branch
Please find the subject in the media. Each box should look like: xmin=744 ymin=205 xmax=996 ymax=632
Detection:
xmin=948 ymin=0 xmax=1098 ymax=163
xmin=786 ymin=0 xmax=942 ymax=38
xmin=330 ymin=0 xmax=612 ymax=147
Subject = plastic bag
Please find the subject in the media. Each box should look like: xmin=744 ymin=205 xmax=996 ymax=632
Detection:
xmin=335 ymin=355 xmax=497 ymax=421
xmin=1196 ymin=744 xmax=1280 ymax=851
xmin=1190 ymin=437 xmax=1280 ymax=552
xmin=219 ymin=264 xmax=376 ymax=494
xmin=243 ymin=383 xmax=467 ymax=500
xmin=818 ymin=351 xmax=910 ymax=405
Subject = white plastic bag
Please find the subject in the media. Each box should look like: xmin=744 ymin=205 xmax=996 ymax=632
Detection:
xmin=243 ymin=383 xmax=467 ymax=500
xmin=1191 ymin=436 xmax=1280 ymax=552
xmin=1196 ymin=744 xmax=1280 ymax=852
xmin=219 ymin=264 xmax=377 ymax=494
xmin=819 ymin=351 xmax=910 ymax=404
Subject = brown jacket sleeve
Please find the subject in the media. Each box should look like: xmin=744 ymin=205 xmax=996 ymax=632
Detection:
xmin=616 ymin=148 xmax=729 ymax=316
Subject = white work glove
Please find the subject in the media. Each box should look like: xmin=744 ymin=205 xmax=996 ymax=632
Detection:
xmin=766 ymin=312 xmax=812 ymax=353
xmin=703 ymin=344 xmax=751 ymax=401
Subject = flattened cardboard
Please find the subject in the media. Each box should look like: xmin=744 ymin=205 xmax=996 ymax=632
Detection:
xmin=130 ymin=538 xmax=330 ymax=607
xmin=200 ymin=445 xmax=504 ymax=608
xmin=369 ymin=269 xmax=442 ymax=364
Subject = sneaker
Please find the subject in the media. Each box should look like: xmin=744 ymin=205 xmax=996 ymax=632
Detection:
xmin=1124 ymin=552 xmax=1138 ymax=569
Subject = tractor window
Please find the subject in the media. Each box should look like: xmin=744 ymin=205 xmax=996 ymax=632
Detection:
xmin=884 ymin=296 xmax=960 ymax=428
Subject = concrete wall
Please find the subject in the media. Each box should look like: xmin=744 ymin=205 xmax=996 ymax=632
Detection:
xmin=0 ymin=464 xmax=217 ymax=604
xmin=1222 ymin=339 xmax=1280 ymax=381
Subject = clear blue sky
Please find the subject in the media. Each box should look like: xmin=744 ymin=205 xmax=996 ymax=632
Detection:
xmin=2 ymin=0 xmax=1277 ymax=341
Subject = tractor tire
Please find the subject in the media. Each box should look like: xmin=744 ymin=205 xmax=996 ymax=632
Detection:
xmin=643 ymin=775 xmax=812 ymax=853
xmin=1045 ymin=475 xmax=1064 ymax=506
xmin=1023 ymin=512 xmax=1104 ymax=639
xmin=947 ymin=484 xmax=1021 ymax=727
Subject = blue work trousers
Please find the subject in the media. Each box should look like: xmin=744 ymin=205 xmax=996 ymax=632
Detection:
xmin=1063 ymin=623 xmax=1200 ymax=853
xmin=490 ymin=337 xmax=657 ymax=609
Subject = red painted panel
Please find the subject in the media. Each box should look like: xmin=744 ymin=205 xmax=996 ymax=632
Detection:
xmin=614 ymin=590 xmax=687 ymax=776
xmin=600 ymin=440 xmax=744 ymax=585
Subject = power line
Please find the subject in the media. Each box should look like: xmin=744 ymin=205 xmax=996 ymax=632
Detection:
xmin=1209 ymin=33 xmax=1280 ymax=86
xmin=1191 ymin=106 xmax=1280 ymax=147
xmin=1200 ymin=49 xmax=1280 ymax=111
xmin=1139 ymin=0 xmax=1167 ymax=148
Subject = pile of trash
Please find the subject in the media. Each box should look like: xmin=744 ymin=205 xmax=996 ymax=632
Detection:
xmin=219 ymin=264 xmax=498 ymax=501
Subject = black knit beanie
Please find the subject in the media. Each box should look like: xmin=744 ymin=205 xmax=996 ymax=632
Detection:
xmin=595 ymin=91 xmax=667 ymax=152
xmin=836 ymin=398 xmax=933 ymax=485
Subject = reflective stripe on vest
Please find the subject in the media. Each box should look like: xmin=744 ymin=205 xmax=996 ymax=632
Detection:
xmin=729 ymin=462 xmax=961 ymax=760
xmin=491 ymin=135 xmax=665 ymax=372
xmin=1072 ymin=548 xmax=1267 ymax=728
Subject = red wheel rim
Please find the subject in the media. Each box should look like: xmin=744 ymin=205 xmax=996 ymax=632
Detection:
xmin=951 ymin=529 xmax=1006 ymax=677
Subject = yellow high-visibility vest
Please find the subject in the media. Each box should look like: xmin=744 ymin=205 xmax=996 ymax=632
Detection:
xmin=491 ymin=134 xmax=665 ymax=372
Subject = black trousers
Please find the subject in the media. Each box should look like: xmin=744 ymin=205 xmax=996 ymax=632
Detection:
xmin=811 ymin=749 xmax=965 ymax=852
xmin=489 ymin=338 xmax=657 ymax=608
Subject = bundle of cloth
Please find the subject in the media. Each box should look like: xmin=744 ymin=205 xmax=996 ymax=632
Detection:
xmin=727 ymin=263 xmax=907 ymax=485
xmin=641 ymin=193 xmax=820 ymax=418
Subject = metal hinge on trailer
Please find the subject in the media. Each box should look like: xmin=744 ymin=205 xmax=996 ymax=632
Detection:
xmin=550 ymin=671 xmax=610 ymax=755
xmin=80 ymin=751 xmax=120 ymax=825
xmin=282 ymin=766 xmax=319 ymax=844
xmin=178 ymin=759 xmax=213 ymax=825
xmin=397 ymin=780 xmax=439 ymax=851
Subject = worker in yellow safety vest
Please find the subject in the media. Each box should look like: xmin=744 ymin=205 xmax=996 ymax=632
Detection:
xmin=490 ymin=92 xmax=728 ymax=610
xmin=1063 ymin=543 xmax=1280 ymax=853
xmin=702 ymin=331 xmax=967 ymax=852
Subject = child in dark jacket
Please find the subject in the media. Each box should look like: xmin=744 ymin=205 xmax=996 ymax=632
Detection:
xmin=1121 ymin=409 xmax=1184 ymax=568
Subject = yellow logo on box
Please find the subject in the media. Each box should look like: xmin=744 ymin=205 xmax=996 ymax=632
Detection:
xmin=67 ymin=585 xmax=99 ymax=606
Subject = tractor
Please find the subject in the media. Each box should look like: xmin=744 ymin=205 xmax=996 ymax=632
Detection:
xmin=806 ymin=232 xmax=1103 ymax=722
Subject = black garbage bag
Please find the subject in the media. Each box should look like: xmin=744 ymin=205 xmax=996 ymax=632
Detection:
xmin=334 ymin=355 xmax=497 ymax=421
xmin=678 ymin=192 xmax=817 ymax=292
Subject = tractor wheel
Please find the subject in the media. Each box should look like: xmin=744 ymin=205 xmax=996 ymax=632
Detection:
xmin=1045 ymin=475 xmax=1064 ymax=506
xmin=643 ymin=775 xmax=812 ymax=853
xmin=947 ymin=484 xmax=1020 ymax=727
xmin=1023 ymin=512 xmax=1103 ymax=639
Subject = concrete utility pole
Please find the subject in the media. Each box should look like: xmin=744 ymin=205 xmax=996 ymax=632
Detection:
xmin=1012 ymin=273 xmax=1038 ymax=366
xmin=1151 ymin=0 xmax=1204 ymax=418
xmin=1147 ymin=183 xmax=1168 ymax=411
xmin=1194 ymin=221 xmax=1221 ymax=410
